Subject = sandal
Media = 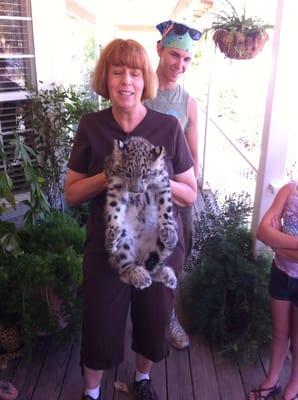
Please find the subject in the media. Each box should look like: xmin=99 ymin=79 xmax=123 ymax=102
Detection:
xmin=0 ymin=381 xmax=18 ymax=400
xmin=248 ymin=382 xmax=281 ymax=399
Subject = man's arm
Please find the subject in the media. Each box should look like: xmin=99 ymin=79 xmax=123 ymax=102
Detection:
xmin=185 ymin=95 xmax=199 ymax=178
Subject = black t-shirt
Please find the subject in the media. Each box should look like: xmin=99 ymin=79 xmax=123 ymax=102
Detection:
xmin=67 ymin=107 xmax=193 ymax=255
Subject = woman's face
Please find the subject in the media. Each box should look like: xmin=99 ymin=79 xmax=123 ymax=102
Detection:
xmin=107 ymin=64 xmax=145 ymax=111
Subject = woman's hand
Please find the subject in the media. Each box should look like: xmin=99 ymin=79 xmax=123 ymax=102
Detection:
xmin=64 ymin=169 xmax=107 ymax=207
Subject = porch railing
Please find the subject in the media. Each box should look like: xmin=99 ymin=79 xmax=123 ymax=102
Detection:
xmin=201 ymin=112 xmax=258 ymax=203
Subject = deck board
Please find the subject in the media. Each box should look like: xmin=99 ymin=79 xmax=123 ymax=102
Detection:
xmin=240 ymin=353 xmax=267 ymax=397
xmin=59 ymin=339 xmax=84 ymax=400
xmin=189 ymin=337 xmax=221 ymax=400
xmin=212 ymin=350 xmax=245 ymax=400
xmin=12 ymin=336 xmax=50 ymax=400
xmin=167 ymin=347 xmax=194 ymax=400
xmin=30 ymin=337 xmax=72 ymax=400
xmin=151 ymin=360 xmax=167 ymax=400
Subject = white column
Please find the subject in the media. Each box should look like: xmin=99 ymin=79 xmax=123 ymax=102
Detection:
xmin=252 ymin=0 xmax=297 ymax=250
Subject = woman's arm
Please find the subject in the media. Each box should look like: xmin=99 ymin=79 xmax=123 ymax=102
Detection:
xmin=64 ymin=168 xmax=107 ymax=207
xmin=170 ymin=166 xmax=197 ymax=207
xmin=257 ymin=182 xmax=298 ymax=249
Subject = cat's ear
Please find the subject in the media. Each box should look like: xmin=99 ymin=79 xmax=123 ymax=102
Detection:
xmin=152 ymin=145 xmax=166 ymax=159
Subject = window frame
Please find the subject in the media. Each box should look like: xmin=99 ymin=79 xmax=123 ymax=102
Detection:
xmin=0 ymin=0 xmax=37 ymax=195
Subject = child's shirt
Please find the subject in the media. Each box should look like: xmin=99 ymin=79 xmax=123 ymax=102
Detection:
xmin=275 ymin=182 xmax=298 ymax=277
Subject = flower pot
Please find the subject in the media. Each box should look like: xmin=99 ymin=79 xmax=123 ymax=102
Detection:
xmin=0 ymin=324 xmax=22 ymax=370
xmin=213 ymin=29 xmax=269 ymax=59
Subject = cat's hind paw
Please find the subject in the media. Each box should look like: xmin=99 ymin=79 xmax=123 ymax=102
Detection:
xmin=129 ymin=267 xmax=152 ymax=290
xmin=160 ymin=226 xmax=178 ymax=249
xmin=152 ymin=266 xmax=177 ymax=290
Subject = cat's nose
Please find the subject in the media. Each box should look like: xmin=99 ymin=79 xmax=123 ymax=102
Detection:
xmin=128 ymin=179 xmax=143 ymax=193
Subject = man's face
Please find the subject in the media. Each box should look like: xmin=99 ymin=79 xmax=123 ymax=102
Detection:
xmin=158 ymin=46 xmax=193 ymax=83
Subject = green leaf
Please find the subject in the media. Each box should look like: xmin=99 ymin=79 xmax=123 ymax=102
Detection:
xmin=0 ymin=232 xmax=23 ymax=256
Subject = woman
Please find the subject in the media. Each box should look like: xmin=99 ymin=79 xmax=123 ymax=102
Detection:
xmin=249 ymin=181 xmax=298 ymax=400
xmin=64 ymin=38 xmax=197 ymax=400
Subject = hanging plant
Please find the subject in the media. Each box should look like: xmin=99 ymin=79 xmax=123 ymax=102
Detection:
xmin=205 ymin=0 xmax=274 ymax=59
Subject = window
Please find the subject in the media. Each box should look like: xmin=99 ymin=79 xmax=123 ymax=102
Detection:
xmin=0 ymin=0 xmax=36 ymax=193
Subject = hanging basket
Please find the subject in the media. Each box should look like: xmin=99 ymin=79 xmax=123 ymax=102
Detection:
xmin=213 ymin=29 xmax=269 ymax=60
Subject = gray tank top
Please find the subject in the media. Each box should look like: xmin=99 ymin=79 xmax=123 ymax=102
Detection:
xmin=145 ymin=85 xmax=189 ymax=132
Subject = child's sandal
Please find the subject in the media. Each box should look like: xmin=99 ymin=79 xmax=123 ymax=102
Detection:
xmin=248 ymin=382 xmax=281 ymax=399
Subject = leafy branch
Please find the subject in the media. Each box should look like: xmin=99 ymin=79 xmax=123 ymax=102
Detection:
xmin=204 ymin=0 xmax=274 ymax=36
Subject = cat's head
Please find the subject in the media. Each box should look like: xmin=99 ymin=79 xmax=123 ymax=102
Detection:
xmin=112 ymin=136 xmax=166 ymax=193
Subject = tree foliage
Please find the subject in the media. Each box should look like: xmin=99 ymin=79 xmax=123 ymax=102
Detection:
xmin=182 ymin=192 xmax=273 ymax=365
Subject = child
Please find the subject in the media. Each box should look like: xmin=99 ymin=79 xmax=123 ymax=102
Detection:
xmin=249 ymin=181 xmax=298 ymax=400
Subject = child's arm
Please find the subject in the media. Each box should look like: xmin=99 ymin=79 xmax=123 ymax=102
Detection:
xmin=257 ymin=182 xmax=298 ymax=249
xmin=275 ymin=248 xmax=298 ymax=262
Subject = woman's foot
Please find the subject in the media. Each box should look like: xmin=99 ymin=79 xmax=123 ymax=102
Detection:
xmin=248 ymin=381 xmax=281 ymax=399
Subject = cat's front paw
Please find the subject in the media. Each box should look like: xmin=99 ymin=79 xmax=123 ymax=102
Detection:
xmin=160 ymin=226 xmax=178 ymax=249
xmin=105 ymin=226 xmax=122 ymax=252
xmin=130 ymin=267 xmax=152 ymax=290
xmin=162 ymin=267 xmax=177 ymax=290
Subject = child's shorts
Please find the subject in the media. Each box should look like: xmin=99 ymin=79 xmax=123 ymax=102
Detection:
xmin=269 ymin=262 xmax=298 ymax=306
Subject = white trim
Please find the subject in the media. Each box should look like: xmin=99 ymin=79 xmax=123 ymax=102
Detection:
xmin=0 ymin=16 xmax=31 ymax=21
xmin=0 ymin=91 xmax=29 ymax=102
xmin=0 ymin=54 xmax=34 ymax=59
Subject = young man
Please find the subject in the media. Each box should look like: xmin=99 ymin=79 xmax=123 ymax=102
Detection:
xmin=145 ymin=20 xmax=201 ymax=349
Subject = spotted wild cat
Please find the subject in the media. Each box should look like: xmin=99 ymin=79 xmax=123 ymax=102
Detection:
xmin=104 ymin=136 xmax=178 ymax=290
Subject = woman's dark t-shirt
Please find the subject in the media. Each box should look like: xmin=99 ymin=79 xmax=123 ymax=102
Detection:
xmin=67 ymin=107 xmax=193 ymax=261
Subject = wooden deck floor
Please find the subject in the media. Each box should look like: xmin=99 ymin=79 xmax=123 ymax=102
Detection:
xmin=3 ymin=324 xmax=292 ymax=400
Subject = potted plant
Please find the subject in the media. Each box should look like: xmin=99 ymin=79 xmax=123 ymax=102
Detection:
xmin=0 ymin=87 xmax=89 ymax=353
xmin=0 ymin=211 xmax=85 ymax=353
xmin=181 ymin=192 xmax=273 ymax=365
xmin=205 ymin=0 xmax=274 ymax=59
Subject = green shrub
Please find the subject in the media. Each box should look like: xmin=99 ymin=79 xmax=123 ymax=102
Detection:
xmin=181 ymin=192 xmax=272 ymax=365
xmin=0 ymin=211 xmax=85 ymax=352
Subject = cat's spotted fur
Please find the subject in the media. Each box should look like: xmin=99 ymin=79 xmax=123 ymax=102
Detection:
xmin=104 ymin=136 xmax=178 ymax=290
